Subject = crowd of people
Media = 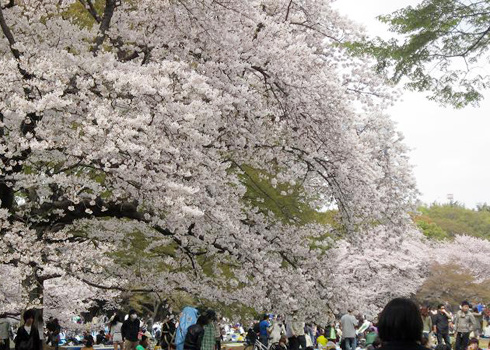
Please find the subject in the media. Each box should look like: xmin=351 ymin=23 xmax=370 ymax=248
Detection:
xmin=0 ymin=300 xmax=489 ymax=350
xmin=243 ymin=301 xmax=490 ymax=350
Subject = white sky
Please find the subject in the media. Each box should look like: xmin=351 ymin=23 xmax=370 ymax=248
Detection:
xmin=333 ymin=0 xmax=490 ymax=208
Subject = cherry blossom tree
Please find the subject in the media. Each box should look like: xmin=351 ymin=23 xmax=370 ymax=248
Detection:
xmin=432 ymin=235 xmax=490 ymax=283
xmin=0 ymin=0 xmax=418 ymax=320
xmin=327 ymin=225 xmax=430 ymax=318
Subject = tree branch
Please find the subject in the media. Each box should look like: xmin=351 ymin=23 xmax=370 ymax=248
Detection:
xmin=79 ymin=0 xmax=101 ymax=23
xmin=92 ymin=0 xmax=117 ymax=55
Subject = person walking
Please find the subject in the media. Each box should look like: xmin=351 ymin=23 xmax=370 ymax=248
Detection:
xmin=0 ymin=314 xmax=11 ymax=350
xmin=454 ymin=301 xmax=477 ymax=350
xmin=340 ymin=310 xmax=358 ymax=350
xmin=109 ymin=315 xmax=124 ymax=350
xmin=15 ymin=310 xmax=42 ymax=350
xmin=433 ymin=304 xmax=452 ymax=346
xmin=122 ymin=310 xmax=141 ymax=350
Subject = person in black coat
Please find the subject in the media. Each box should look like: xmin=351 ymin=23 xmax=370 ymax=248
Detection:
xmin=122 ymin=310 xmax=141 ymax=350
xmin=15 ymin=310 xmax=42 ymax=350
xmin=376 ymin=298 xmax=429 ymax=350
xmin=183 ymin=315 xmax=209 ymax=350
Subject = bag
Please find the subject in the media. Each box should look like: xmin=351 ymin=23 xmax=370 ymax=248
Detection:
xmin=253 ymin=323 xmax=260 ymax=334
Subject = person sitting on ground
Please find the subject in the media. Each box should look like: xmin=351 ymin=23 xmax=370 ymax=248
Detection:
xmin=81 ymin=335 xmax=95 ymax=350
xmin=96 ymin=330 xmax=106 ymax=345
xmin=270 ymin=336 xmax=288 ymax=350
xmin=317 ymin=329 xmax=328 ymax=349
xmin=467 ymin=338 xmax=482 ymax=350
xmin=366 ymin=337 xmax=381 ymax=350
xmin=365 ymin=328 xmax=378 ymax=347
xmin=376 ymin=298 xmax=428 ymax=350
xmin=136 ymin=335 xmax=149 ymax=350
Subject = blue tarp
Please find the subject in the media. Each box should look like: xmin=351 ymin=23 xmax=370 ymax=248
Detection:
xmin=175 ymin=307 xmax=198 ymax=350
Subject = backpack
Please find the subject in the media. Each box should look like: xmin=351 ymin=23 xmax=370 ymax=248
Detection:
xmin=253 ymin=323 xmax=260 ymax=334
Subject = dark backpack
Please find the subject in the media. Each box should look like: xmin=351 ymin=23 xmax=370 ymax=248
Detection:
xmin=253 ymin=323 xmax=260 ymax=334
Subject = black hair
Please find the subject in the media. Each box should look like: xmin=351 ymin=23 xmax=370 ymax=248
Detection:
xmin=469 ymin=338 xmax=479 ymax=346
xmin=140 ymin=335 xmax=148 ymax=344
xmin=437 ymin=304 xmax=445 ymax=310
xmin=378 ymin=298 xmax=423 ymax=343
xmin=129 ymin=309 xmax=137 ymax=315
xmin=111 ymin=314 xmax=120 ymax=325
xmin=85 ymin=335 xmax=94 ymax=348
xmin=461 ymin=301 xmax=470 ymax=307
xmin=262 ymin=314 xmax=269 ymax=320
xmin=206 ymin=310 xmax=217 ymax=321
xmin=23 ymin=309 xmax=35 ymax=322
xmin=196 ymin=315 xmax=209 ymax=326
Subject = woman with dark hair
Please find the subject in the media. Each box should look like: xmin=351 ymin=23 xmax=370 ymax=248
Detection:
xmin=377 ymin=298 xmax=427 ymax=350
xmin=15 ymin=310 xmax=42 ymax=350
xmin=110 ymin=314 xmax=124 ymax=350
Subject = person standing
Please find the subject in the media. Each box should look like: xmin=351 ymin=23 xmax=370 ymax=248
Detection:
xmin=109 ymin=315 xmax=124 ymax=350
xmin=184 ymin=315 xmax=209 ymax=350
xmin=15 ymin=310 xmax=42 ymax=350
xmin=340 ymin=310 xmax=358 ymax=350
xmin=122 ymin=310 xmax=141 ymax=350
xmin=258 ymin=315 xmax=270 ymax=348
xmin=420 ymin=307 xmax=432 ymax=344
xmin=269 ymin=316 xmax=286 ymax=345
xmin=286 ymin=315 xmax=306 ymax=350
xmin=161 ymin=316 xmax=176 ymax=350
xmin=433 ymin=304 xmax=452 ymax=346
xmin=472 ymin=307 xmax=483 ymax=338
xmin=46 ymin=318 xmax=60 ymax=350
xmin=0 ymin=314 xmax=11 ymax=350
xmin=324 ymin=322 xmax=337 ymax=343
xmin=454 ymin=301 xmax=477 ymax=350
xmin=201 ymin=311 xmax=216 ymax=350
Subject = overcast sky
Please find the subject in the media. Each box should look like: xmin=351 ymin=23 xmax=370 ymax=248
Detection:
xmin=333 ymin=0 xmax=490 ymax=208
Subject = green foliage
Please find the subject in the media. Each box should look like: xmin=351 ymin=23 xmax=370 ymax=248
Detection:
xmin=347 ymin=0 xmax=490 ymax=108
xmin=416 ymin=203 xmax=490 ymax=239
xmin=237 ymin=164 xmax=338 ymax=227
xmin=63 ymin=0 xmax=105 ymax=28
xmin=414 ymin=214 xmax=450 ymax=240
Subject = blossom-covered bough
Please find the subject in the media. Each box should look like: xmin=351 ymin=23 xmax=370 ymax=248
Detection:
xmin=1 ymin=0 xmax=421 ymax=321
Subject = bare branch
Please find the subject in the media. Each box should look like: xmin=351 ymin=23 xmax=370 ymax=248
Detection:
xmin=92 ymin=0 xmax=117 ymax=55
xmin=79 ymin=0 xmax=101 ymax=23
